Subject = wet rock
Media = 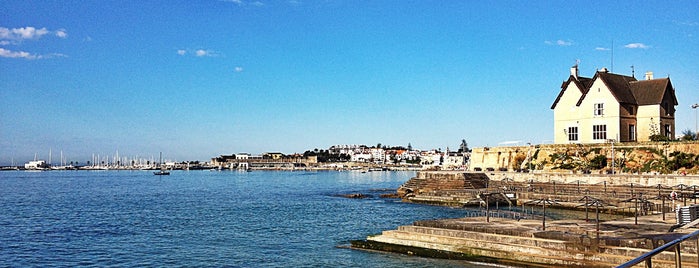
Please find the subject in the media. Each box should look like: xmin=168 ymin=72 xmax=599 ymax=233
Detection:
xmin=339 ymin=193 xmax=371 ymax=199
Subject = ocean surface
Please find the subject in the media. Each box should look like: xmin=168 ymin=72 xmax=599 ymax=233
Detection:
xmin=0 ymin=170 xmax=511 ymax=267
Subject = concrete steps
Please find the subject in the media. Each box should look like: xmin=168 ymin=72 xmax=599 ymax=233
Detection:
xmin=369 ymin=229 xmax=618 ymax=267
xmin=367 ymin=224 xmax=699 ymax=267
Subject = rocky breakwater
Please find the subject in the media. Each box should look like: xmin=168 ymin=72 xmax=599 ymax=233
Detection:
xmin=352 ymin=214 xmax=698 ymax=267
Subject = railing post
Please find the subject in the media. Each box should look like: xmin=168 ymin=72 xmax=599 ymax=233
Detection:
xmin=696 ymin=237 xmax=699 ymax=268
xmin=675 ymin=244 xmax=682 ymax=268
xmin=644 ymin=258 xmax=651 ymax=268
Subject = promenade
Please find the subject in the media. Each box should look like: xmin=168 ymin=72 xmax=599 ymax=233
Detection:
xmin=352 ymin=171 xmax=699 ymax=267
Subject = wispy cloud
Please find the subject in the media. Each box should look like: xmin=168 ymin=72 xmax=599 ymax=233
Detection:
xmin=0 ymin=48 xmax=37 ymax=59
xmin=545 ymin=39 xmax=573 ymax=46
xmin=624 ymin=43 xmax=650 ymax=49
xmin=176 ymin=48 xmax=219 ymax=57
xmin=195 ymin=49 xmax=210 ymax=57
xmin=0 ymin=26 xmax=67 ymax=42
xmin=221 ymin=0 xmax=264 ymax=6
xmin=234 ymin=66 xmax=243 ymax=72
xmin=55 ymin=29 xmax=68 ymax=38
xmin=221 ymin=0 xmax=243 ymax=5
xmin=0 ymin=48 xmax=67 ymax=60
xmin=595 ymin=47 xmax=610 ymax=51
xmin=674 ymin=20 xmax=699 ymax=26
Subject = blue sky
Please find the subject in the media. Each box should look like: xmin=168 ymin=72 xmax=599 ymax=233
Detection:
xmin=1 ymin=1 xmax=698 ymax=164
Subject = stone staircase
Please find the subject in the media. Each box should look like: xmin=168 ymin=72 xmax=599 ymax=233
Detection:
xmin=357 ymin=218 xmax=699 ymax=268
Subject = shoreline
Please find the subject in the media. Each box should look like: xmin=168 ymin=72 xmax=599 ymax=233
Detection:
xmin=351 ymin=170 xmax=699 ymax=267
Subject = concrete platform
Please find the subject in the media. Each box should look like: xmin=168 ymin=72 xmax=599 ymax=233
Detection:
xmin=352 ymin=213 xmax=699 ymax=267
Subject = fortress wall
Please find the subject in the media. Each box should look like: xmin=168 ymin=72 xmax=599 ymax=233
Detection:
xmin=469 ymin=141 xmax=699 ymax=173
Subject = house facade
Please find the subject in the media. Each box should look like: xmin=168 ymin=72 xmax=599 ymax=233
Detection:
xmin=551 ymin=65 xmax=677 ymax=144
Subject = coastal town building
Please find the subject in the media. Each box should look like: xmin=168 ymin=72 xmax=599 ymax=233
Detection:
xmin=551 ymin=65 xmax=678 ymax=144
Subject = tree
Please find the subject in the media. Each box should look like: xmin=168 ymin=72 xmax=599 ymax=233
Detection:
xmin=458 ymin=139 xmax=469 ymax=153
xmin=681 ymin=129 xmax=697 ymax=141
xmin=589 ymin=155 xmax=607 ymax=170
xmin=407 ymin=143 xmax=413 ymax=151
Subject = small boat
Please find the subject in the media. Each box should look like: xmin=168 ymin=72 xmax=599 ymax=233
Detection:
xmin=154 ymin=152 xmax=170 ymax=176
xmin=154 ymin=170 xmax=170 ymax=175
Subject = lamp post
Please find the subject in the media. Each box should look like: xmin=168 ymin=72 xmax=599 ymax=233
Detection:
xmin=607 ymin=139 xmax=616 ymax=174
xmin=693 ymin=104 xmax=699 ymax=140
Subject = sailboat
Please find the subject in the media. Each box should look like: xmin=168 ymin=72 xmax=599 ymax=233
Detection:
xmin=153 ymin=152 xmax=170 ymax=176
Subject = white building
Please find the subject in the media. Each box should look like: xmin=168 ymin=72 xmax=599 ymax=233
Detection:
xmin=551 ymin=65 xmax=677 ymax=144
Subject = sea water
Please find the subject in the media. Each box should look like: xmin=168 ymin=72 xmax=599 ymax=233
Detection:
xmin=0 ymin=170 xmax=511 ymax=267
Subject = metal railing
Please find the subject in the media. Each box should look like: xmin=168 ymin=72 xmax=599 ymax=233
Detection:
xmin=617 ymin=229 xmax=699 ymax=268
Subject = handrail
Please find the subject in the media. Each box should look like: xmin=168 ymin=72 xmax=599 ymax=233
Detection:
xmin=617 ymin=229 xmax=699 ymax=268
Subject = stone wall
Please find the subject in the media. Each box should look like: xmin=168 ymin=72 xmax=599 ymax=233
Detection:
xmin=469 ymin=141 xmax=699 ymax=174
xmin=398 ymin=171 xmax=488 ymax=196
xmin=485 ymin=171 xmax=699 ymax=187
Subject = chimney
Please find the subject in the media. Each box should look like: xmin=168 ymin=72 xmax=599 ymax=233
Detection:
xmin=570 ymin=65 xmax=578 ymax=79
xmin=645 ymin=71 xmax=653 ymax=80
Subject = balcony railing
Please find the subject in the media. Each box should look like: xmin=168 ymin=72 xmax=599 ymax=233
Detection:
xmin=617 ymin=229 xmax=699 ymax=268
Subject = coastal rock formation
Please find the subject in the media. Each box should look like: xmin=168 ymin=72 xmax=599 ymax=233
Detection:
xmin=469 ymin=141 xmax=699 ymax=174
xmin=338 ymin=193 xmax=371 ymax=199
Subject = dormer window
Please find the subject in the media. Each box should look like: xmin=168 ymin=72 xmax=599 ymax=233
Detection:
xmin=594 ymin=103 xmax=604 ymax=116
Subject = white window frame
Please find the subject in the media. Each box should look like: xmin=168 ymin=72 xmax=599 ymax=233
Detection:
xmin=629 ymin=124 xmax=636 ymax=141
xmin=594 ymin=103 xmax=604 ymax=116
xmin=568 ymin=126 xmax=578 ymax=141
xmin=593 ymin=124 xmax=607 ymax=140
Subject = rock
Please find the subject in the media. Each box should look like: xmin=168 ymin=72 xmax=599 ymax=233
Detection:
xmin=339 ymin=193 xmax=370 ymax=199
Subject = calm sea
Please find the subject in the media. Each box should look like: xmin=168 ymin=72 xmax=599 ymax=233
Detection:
xmin=0 ymin=170 xmax=510 ymax=267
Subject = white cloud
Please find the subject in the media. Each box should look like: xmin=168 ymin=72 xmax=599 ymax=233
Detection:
xmin=195 ymin=49 xmax=209 ymax=57
xmin=177 ymin=48 xmax=218 ymax=57
xmin=545 ymin=39 xmax=572 ymax=46
xmin=0 ymin=48 xmax=67 ymax=60
xmin=0 ymin=27 xmax=68 ymax=60
xmin=234 ymin=66 xmax=243 ymax=72
xmin=222 ymin=0 xmax=243 ymax=5
xmin=595 ymin=47 xmax=610 ymax=51
xmin=0 ymin=48 xmax=38 ymax=59
xmin=55 ymin=29 xmax=68 ymax=38
xmin=556 ymin=40 xmax=572 ymax=46
xmin=625 ymin=43 xmax=650 ymax=49
xmin=0 ymin=26 xmax=50 ymax=40
xmin=674 ymin=20 xmax=699 ymax=26
xmin=221 ymin=0 xmax=264 ymax=6
xmin=42 ymin=53 xmax=68 ymax=59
